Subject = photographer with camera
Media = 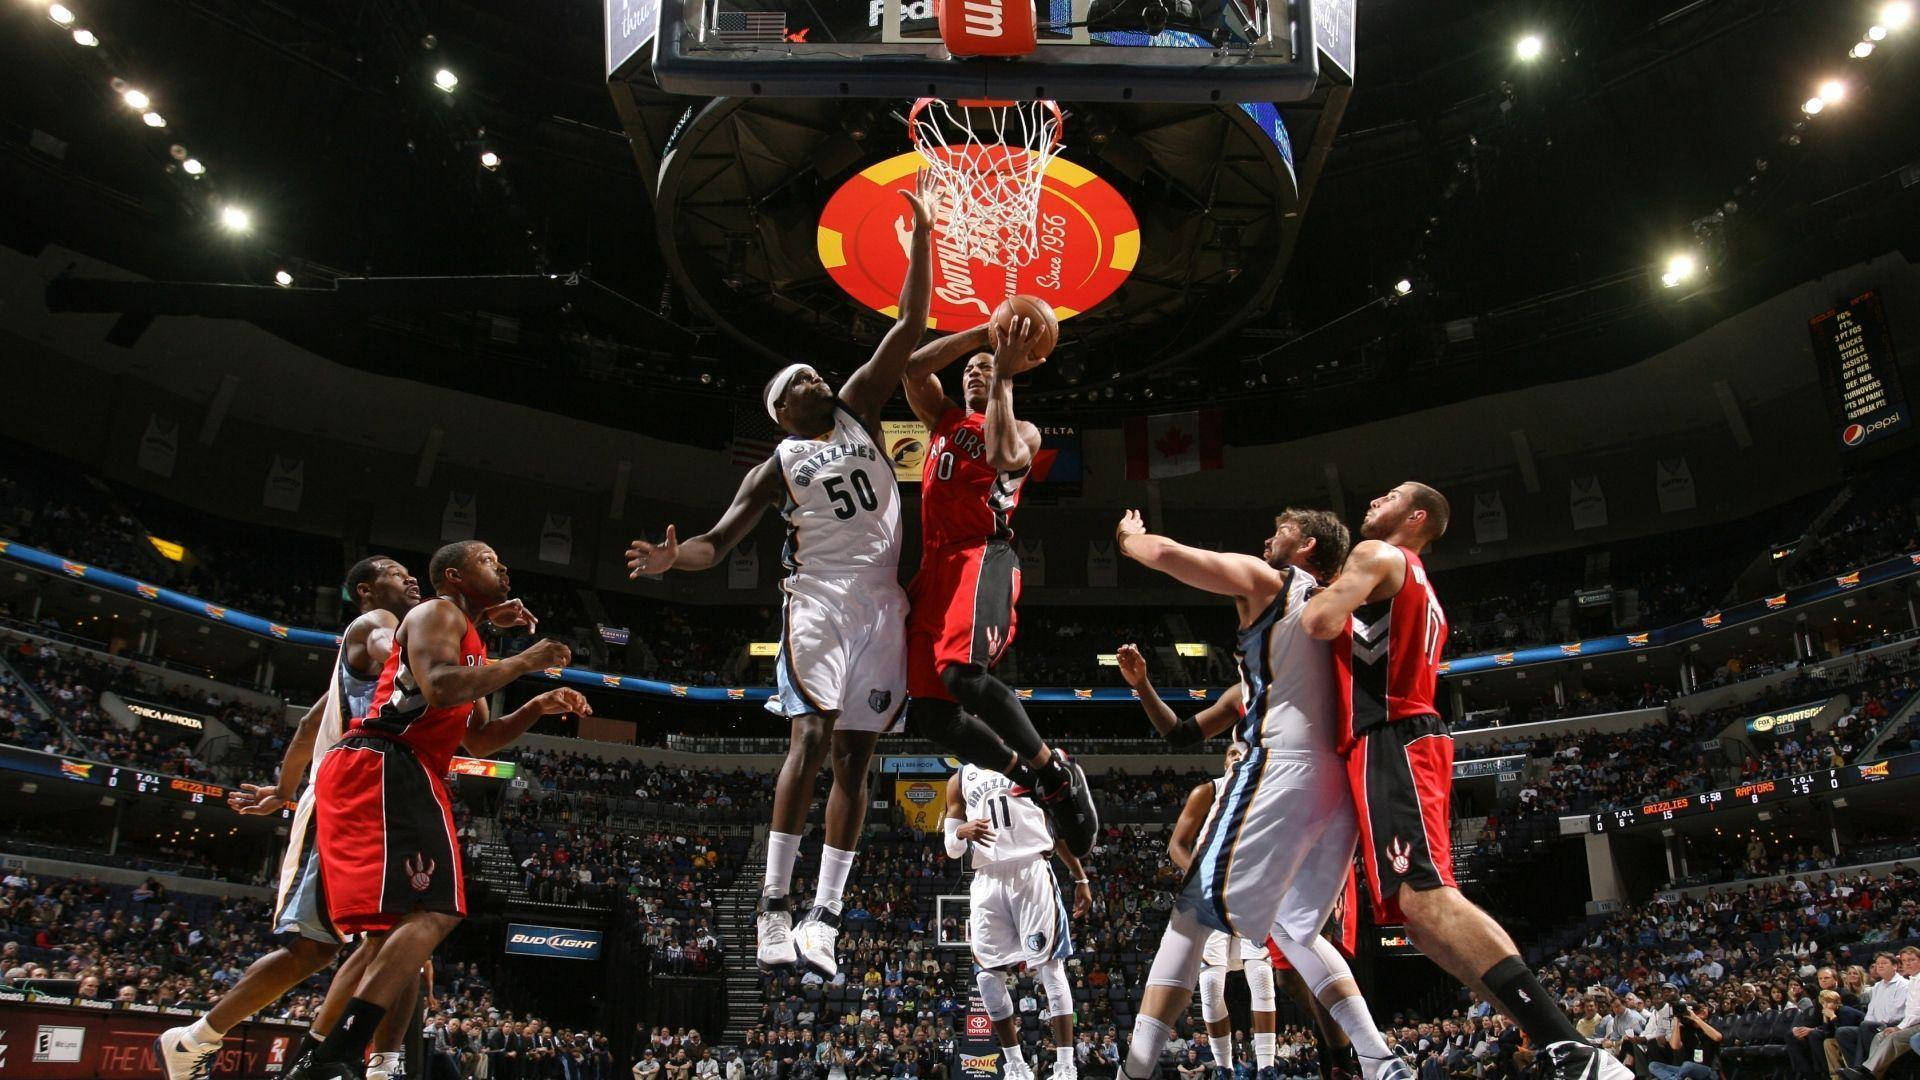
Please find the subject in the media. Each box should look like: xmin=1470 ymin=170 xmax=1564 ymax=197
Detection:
xmin=1648 ymin=998 xmax=1721 ymax=1080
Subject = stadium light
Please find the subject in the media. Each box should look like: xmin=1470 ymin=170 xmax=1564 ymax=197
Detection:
xmin=181 ymin=157 xmax=205 ymax=176
xmin=273 ymin=269 xmax=293 ymax=287
xmin=1802 ymin=96 xmax=1825 ymax=115
xmin=433 ymin=68 xmax=459 ymax=92
xmin=1867 ymin=24 xmax=1888 ymax=40
xmin=1851 ymin=41 xmax=1875 ymax=57
xmin=479 ymin=150 xmax=501 ymax=170
xmin=1884 ymin=1 xmax=1913 ymax=29
xmin=1660 ymin=252 xmax=1697 ymax=289
xmin=72 ymin=28 xmax=98 ymax=46
xmin=122 ymin=88 xmax=150 ymax=110
xmin=1818 ymin=79 xmax=1847 ymax=105
xmin=1394 ymin=278 xmax=1414 ymax=296
xmin=48 ymin=4 xmax=75 ymax=26
xmin=142 ymin=112 xmax=166 ymax=128
xmin=219 ymin=205 xmax=252 ymax=232
xmin=1515 ymin=34 xmax=1544 ymax=61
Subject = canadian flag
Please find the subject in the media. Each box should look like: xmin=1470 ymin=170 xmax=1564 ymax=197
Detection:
xmin=1124 ymin=409 xmax=1224 ymax=480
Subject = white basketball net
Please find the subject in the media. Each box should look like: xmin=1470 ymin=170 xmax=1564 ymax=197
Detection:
xmin=908 ymin=98 xmax=1065 ymax=269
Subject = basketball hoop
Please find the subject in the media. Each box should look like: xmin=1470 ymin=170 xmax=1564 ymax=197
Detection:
xmin=907 ymin=98 xmax=1065 ymax=269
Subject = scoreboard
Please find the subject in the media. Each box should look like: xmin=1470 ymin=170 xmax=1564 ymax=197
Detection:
xmin=1809 ymin=290 xmax=1909 ymax=450
xmin=1590 ymin=751 xmax=1920 ymax=832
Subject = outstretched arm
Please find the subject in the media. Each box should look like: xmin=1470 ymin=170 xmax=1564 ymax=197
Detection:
xmin=1115 ymin=510 xmax=1285 ymax=602
xmin=1115 ymin=643 xmax=1243 ymax=741
xmin=839 ymin=180 xmax=937 ymax=425
xmin=464 ymin=688 xmax=592 ymax=757
xmin=627 ymin=458 xmax=785 ymax=576
xmin=1302 ymin=539 xmax=1406 ymax=640
xmin=902 ymin=327 xmax=988 ymax=429
xmin=228 ymin=695 xmax=327 ymax=815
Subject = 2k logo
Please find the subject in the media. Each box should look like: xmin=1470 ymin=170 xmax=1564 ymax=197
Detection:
xmin=406 ymin=852 xmax=437 ymax=892
xmin=1387 ymin=837 xmax=1412 ymax=876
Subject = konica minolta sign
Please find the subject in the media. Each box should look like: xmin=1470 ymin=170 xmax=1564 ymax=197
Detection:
xmin=504 ymin=924 xmax=603 ymax=960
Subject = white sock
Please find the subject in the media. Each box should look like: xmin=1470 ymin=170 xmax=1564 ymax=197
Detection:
xmin=1327 ymin=996 xmax=1394 ymax=1072
xmin=1002 ymin=1043 xmax=1026 ymax=1072
xmin=1126 ymin=1016 xmax=1173 ymax=1080
xmin=764 ymin=831 xmax=801 ymax=898
xmin=368 ymin=1051 xmax=402 ymax=1077
xmin=1210 ymin=1038 xmax=1234 ymax=1070
xmin=1057 ymin=1047 xmax=1075 ymax=1072
xmin=185 ymin=1017 xmax=223 ymax=1045
xmin=1254 ymin=1033 xmax=1276 ymax=1069
xmin=814 ymin=845 xmax=856 ymax=915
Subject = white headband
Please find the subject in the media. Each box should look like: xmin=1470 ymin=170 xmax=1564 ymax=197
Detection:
xmin=764 ymin=363 xmax=817 ymax=423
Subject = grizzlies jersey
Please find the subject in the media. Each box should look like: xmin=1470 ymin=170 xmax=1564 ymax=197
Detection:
xmin=961 ymin=764 xmax=1054 ymax=868
xmin=777 ymin=404 xmax=901 ymax=575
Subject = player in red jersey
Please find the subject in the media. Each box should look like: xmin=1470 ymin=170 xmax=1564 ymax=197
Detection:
xmin=291 ymin=541 xmax=588 ymax=1080
xmin=900 ymin=319 xmax=1098 ymax=856
xmin=1304 ymin=483 xmax=1630 ymax=1080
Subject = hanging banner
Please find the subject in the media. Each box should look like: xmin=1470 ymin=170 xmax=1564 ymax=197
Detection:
xmin=441 ymin=492 xmax=477 ymax=541
xmin=1472 ymin=492 xmax=1508 ymax=544
xmin=729 ymin=544 xmax=759 ymax=589
xmin=538 ymin=513 xmax=573 ymax=565
xmin=882 ymin=419 xmax=932 ymax=483
xmin=1016 ymin=539 xmax=1045 ymax=586
xmin=1655 ymin=458 xmax=1696 ymax=514
xmin=894 ymin=779 xmax=946 ymax=833
xmin=1086 ymin=540 xmax=1117 ymax=588
xmin=1569 ymin=477 xmax=1608 ymax=531
xmin=261 ymin=456 xmax=304 ymax=512
xmin=136 ymin=416 xmax=178 ymax=478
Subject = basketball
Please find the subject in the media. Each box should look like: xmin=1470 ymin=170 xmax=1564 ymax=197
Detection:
xmin=990 ymin=294 xmax=1060 ymax=360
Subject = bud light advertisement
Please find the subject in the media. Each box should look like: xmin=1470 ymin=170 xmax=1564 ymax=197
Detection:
xmin=504 ymin=923 xmax=604 ymax=960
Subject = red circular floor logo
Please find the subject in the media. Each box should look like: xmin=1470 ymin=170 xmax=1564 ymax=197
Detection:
xmin=1842 ymin=423 xmax=1866 ymax=446
xmin=817 ymin=150 xmax=1138 ymax=331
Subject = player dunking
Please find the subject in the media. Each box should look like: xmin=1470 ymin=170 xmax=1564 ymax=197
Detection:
xmin=1301 ymin=483 xmax=1631 ymax=1080
xmin=943 ymin=762 xmax=1093 ymax=1080
xmin=899 ymin=319 xmax=1098 ymax=856
xmin=625 ymin=179 xmax=936 ymax=976
xmin=1114 ymin=508 xmax=1406 ymax=1080
xmin=159 ymin=557 xmax=420 ymax=1080
xmin=288 ymin=541 xmax=587 ymax=1080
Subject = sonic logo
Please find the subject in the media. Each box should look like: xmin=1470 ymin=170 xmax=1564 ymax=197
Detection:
xmin=671 ymin=684 xmax=690 ymax=697
xmin=1187 ymin=689 xmax=1207 ymax=700
xmin=136 ymin=583 xmax=159 ymax=599
xmin=60 ymin=561 xmax=87 ymax=577
xmin=1836 ymin=572 xmax=1861 ymax=588
xmin=727 ymin=688 xmax=747 ymax=700
xmin=1494 ymin=653 xmax=1514 ymax=666
xmin=1436 ymin=661 xmax=1451 ymax=675
xmin=205 ymin=604 xmax=227 ymax=619
xmin=960 ymin=1054 xmax=1002 ymax=1072
xmin=1627 ymin=633 xmax=1650 ymax=646
xmin=1016 ymin=688 xmax=1034 ymax=699
xmin=544 ymin=667 xmax=565 ymax=678
xmin=1073 ymin=689 xmax=1093 ymax=700
xmin=1765 ymin=594 xmax=1787 ymax=610
xmin=602 ymin=674 xmax=623 ymax=687
xmin=1560 ymin=643 xmax=1582 ymax=656
xmin=270 ymin=624 xmax=290 ymax=639
xmin=1857 ymin=761 xmax=1890 ymax=781
xmin=1701 ymin=613 xmax=1723 ymax=628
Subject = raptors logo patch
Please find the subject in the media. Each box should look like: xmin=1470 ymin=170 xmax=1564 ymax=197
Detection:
xmin=406 ymin=852 xmax=437 ymax=892
xmin=1387 ymin=837 xmax=1413 ymax=876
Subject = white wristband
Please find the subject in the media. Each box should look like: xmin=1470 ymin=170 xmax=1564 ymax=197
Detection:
xmin=943 ymin=818 xmax=969 ymax=859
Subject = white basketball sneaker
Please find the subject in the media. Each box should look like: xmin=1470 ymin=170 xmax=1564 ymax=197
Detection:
xmin=154 ymin=1027 xmax=221 ymax=1080
xmin=792 ymin=904 xmax=843 ymax=978
xmin=757 ymin=895 xmax=798 ymax=970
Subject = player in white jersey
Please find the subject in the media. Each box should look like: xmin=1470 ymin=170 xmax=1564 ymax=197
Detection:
xmin=626 ymin=177 xmax=937 ymax=977
xmin=158 ymin=557 xmax=424 ymax=1080
xmin=1114 ymin=509 xmax=1408 ymax=1080
xmin=944 ymin=764 xmax=1093 ymax=1080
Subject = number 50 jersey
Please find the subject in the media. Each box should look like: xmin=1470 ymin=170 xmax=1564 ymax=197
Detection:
xmin=777 ymin=403 xmax=901 ymax=575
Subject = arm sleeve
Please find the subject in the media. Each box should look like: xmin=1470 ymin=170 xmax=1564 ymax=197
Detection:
xmin=943 ymin=818 xmax=969 ymax=859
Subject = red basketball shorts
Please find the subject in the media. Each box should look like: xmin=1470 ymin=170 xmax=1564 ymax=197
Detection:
xmin=315 ymin=734 xmax=467 ymax=936
xmin=905 ymin=540 xmax=1021 ymax=701
xmin=1346 ymin=714 xmax=1457 ymax=922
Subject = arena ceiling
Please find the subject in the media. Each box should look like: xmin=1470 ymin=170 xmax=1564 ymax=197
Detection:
xmin=2 ymin=0 xmax=1918 ymax=444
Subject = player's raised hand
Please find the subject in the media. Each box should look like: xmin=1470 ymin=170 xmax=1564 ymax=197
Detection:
xmin=1115 ymin=509 xmax=1146 ymax=548
xmin=528 ymin=687 xmax=592 ymax=717
xmin=626 ymin=525 xmax=680 ymax=578
xmin=228 ymin=782 xmax=287 ymax=816
xmin=1114 ymin=643 xmax=1149 ymax=689
xmin=482 ymin=598 xmax=539 ymax=633
xmin=956 ymin=818 xmax=996 ymax=844
xmin=987 ymin=316 xmax=1049 ymax=377
xmin=901 ymin=170 xmax=937 ymax=234
xmin=519 ymin=638 xmax=572 ymax=671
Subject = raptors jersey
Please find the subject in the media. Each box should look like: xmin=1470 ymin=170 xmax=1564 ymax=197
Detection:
xmin=1234 ymin=566 xmax=1341 ymax=755
xmin=960 ymin=764 xmax=1053 ymax=868
xmin=354 ymin=599 xmax=487 ymax=776
xmin=1336 ymin=545 xmax=1447 ymax=747
xmin=777 ymin=404 xmax=900 ymax=574
xmin=920 ymin=407 xmax=1027 ymax=551
xmin=307 ymin=641 xmax=382 ymax=786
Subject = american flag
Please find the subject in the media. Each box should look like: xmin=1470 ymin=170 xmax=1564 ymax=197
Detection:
xmin=712 ymin=10 xmax=788 ymax=41
xmin=729 ymin=404 xmax=785 ymax=467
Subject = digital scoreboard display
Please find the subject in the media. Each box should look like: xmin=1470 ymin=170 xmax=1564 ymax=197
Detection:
xmin=1809 ymin=290 xmax=1908 ymax=449
xmin=1590 ymin=751 xmax=1920 ymax=832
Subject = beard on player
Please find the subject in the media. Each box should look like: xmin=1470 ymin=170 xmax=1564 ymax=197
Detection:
xmin=772 ymin=368 xmax=838 ymax=437
xmin=362 ymin=559 xmax=423 ymax=616
xmin=961 ymin=352 xmax=995 ymax=412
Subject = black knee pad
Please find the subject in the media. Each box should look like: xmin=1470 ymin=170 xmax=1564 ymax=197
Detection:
xmin=940 ymin=663 xmax=986 ymax=701
xmin=905 ymin=697 xmax=963 ymax=741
